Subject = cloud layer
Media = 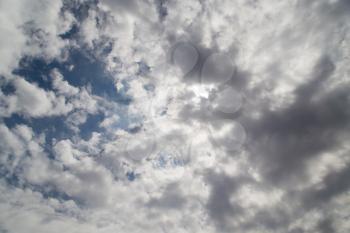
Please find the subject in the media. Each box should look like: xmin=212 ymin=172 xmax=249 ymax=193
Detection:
xmin=0 ymin=0 xmax=350 ymax=233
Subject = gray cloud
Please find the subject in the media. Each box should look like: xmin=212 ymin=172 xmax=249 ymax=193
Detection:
xmin=317 ymin=218 xmax=335 ymax=233
xmin=147 ymin=182 xmax=187 ymax=209
xmin=303 ymin=163 xmax=350 ymax=208
xmin=204 ymin=171 xmax=251 ymax=231
xmin=1 ymin=0 xmax=350 ymax=233
xmin=244 ymin=55 xmax=350 ymax=185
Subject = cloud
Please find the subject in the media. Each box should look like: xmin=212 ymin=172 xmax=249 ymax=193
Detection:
xmin=0 ymin=77 xmax=72 ymax=118
xmin=147 ymin=182 xmax=187 ymax=209
xmin=0 ymin=0 xmax=72 ymax=76
xmin=51 ymin=69 xmax=79 ymax=97
xmin=1 ymin=0 xmax=350 ymax=233
xmin=244 ymin=55 xmax=350 ymax=185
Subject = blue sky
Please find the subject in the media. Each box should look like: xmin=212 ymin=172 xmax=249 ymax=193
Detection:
xmin=0 ymin=0 xmax=350 ymax=233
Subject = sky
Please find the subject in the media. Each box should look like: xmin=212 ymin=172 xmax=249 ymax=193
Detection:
xmin=0 ymin=0 xmax=350 ymax=232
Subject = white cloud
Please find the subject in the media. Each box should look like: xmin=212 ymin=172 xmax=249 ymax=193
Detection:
xmin=0 ymin=68 xmax=104 ymax=119
xmin=0 ymin=77 xmax=73 ymax=117
xmin=51 ymin=69 xmax=79 ymax=97
xmin=0 ymin=0 xmax=72 ymax=76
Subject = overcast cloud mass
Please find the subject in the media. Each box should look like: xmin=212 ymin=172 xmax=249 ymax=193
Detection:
xmin=0 ymin=0 xmax=350 ymax=232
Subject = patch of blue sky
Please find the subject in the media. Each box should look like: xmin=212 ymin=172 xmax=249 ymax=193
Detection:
xmin=13 ymin=57 xmax=58 ymax=91
xmin=0 ymin=80 xmax=16 ymax=95
xmin=0 ymin=163 xmax=82 ymax=205
xmin=126 ymin=171 xmax=140 ymax=182
xmin=66 ymin=49 xmax=128 ymax=102
xmin=13 ymin=46 xmax=126 ymax=101
xmin=5 ymin=114 xmax=70 ymax=139
xmin=0 ymin=165 xmax=21 ymax=187
xmin=59 ymin=24 xmax=79 ymax=40
xmin=3 ymin=114 xmax=73 ymax=158
xmin=29 ymin=183 xmax=77 ymax=203
xmin=79 ymin=112 xmax=105 ymax=140
xmin=1 ymin=0 xmax=157 ymax=212
xmin=5 ymin=46 xmax=135 ymax=138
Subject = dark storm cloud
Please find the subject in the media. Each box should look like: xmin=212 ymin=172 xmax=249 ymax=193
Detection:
xmin=242 ymin=207 xmax=291 ymax=232
xmin=317 ymin=218 xmax=335 ymax=233
xmin=165 ymin=1 xmax=350 ymax=231
xmin=204 ymin=171 xmax=251 ymax=231
xmin=202 ymin=54 xmax=350 ymax=232
xmin=204 ymin=172 xmax=293 ymax=232
xmin=303 ymin=163 xmax=350 ymax=208
xmin=244 ymin=55 xmax=350 ymax=185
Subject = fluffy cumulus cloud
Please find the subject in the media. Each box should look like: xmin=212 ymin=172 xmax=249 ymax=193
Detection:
xmin=1 ymin=0 xmax=350 ymax=232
